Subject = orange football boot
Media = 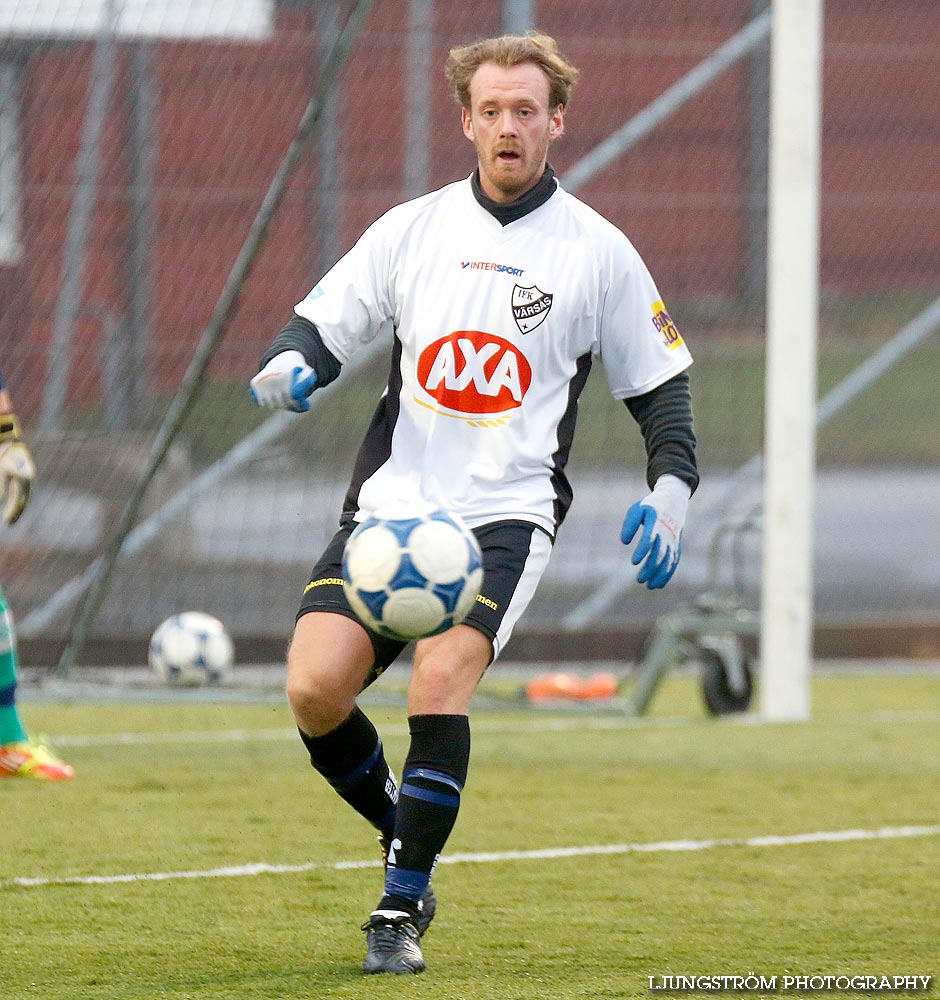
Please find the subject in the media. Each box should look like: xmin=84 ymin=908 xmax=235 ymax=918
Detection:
xmin=0 ymin=740 xmax=74 ymax=780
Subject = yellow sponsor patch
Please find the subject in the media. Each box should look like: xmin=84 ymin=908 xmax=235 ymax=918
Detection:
xmin=475 ymin=594 xmax=498 ymax=611
xmin=651 ymin=299 xmax=684 ymax=350
xmin=304 ymin=577 xmax=345 ymax=594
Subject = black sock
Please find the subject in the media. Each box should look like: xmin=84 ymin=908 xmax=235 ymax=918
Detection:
xmin=378 ymin=713 xmax=470 ymax=912
xmin=299 ymin=707 xmax=398 ymax=838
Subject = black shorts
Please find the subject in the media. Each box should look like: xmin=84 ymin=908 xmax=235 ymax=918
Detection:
xmin=297 ymin=518 xmax=553 ymax=679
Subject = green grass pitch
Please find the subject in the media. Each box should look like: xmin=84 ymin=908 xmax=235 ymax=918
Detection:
xmin=4 ymin=669 xmax=939 ymax=999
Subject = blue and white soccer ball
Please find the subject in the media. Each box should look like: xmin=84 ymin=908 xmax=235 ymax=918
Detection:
xmin=148 ymin=611 xmax=234 ymax=687
xmin=342 ymin=502 xmax=484 ymax=641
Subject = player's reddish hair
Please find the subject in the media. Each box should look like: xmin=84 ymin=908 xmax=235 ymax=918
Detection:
xmin=445 ymin=31 xmax=580 ymax=111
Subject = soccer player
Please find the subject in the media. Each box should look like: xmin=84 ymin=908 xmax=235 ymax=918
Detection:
xmin=0 ymin=371 xmax=74 ymax=780
xmin=250 ymin=31 xmax=697 ymax=974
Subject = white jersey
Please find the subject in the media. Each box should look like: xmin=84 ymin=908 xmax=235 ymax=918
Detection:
xmin=295 ymin=175 xmax=692 ymax=537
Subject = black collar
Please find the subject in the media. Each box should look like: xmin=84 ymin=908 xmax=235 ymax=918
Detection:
xmin=471 ymin=165 xmax=557 ymax=226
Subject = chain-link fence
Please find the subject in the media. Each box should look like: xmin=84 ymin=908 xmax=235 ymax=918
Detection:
xmin=1 ymin=1 xmax=938 ymax=665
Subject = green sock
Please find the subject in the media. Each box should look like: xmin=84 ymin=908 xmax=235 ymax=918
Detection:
xmin=0 ymin=584 xmax=28 ymax=745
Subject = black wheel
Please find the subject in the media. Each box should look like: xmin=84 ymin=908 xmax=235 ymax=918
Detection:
xmin=698 ymin=645 xmax=754 ymax=715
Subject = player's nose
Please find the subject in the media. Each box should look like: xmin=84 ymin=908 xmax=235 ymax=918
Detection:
xmin=496 ymin=110 xmax=518 ymax=135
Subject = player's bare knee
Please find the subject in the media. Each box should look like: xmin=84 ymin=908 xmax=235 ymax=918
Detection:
xmin=287 ymin=652 xmax=350 ymax=731
xmin=287 ymin=667 xmax=355 ymax=735
xmin=410 ymin=630 xmax=491 ymax=713
xmin=409 ymin=672 xmax=470 ymax=716
xmin=288 ymin=639 xmax=373 ymax=734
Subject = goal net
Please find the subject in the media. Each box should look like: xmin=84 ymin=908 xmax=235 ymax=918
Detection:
xmin=1 ymin=1 xmax=937 ymax=672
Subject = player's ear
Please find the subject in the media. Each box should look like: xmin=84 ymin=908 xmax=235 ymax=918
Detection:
xmin=549 ymin=105 xmax=565 ymax=141
xmin=461 ymin=106 xmax=474 ymax=142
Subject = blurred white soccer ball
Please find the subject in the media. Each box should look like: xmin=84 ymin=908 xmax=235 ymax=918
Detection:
xmin=342 ymin=502 xmax=484 ymax=641
xmin=148 ymin=612 xmax=234 ymax=687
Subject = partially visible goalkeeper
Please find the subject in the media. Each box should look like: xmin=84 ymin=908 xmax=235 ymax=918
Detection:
xmin=0 ymin=370 xmax=73 ymax=780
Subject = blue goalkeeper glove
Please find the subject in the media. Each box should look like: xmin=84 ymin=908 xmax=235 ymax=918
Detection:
xmin=620 ymin=474 xmax=691 ymax=590
xmin=249 ymin=350 xmax=318 ymax=412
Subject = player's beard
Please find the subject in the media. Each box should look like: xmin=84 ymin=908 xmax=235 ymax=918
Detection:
xmin=476 ymin=127 xmax=551 ymax=203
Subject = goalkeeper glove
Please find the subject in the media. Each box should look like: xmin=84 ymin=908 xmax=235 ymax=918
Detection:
xmin=620 ymin=474 xmax=691 ymax=590
xmin=249 ymin=350 xmax=318 ymax=412
xmin=0 ymin=412 xmax=36 ymax=525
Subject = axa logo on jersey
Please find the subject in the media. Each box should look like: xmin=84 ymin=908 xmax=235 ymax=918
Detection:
xmin=416 ymin=331 xmax=532 ymax=416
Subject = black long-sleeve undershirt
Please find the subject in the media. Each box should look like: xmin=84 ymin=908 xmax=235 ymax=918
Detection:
xmin=624 ymin=371 xmax=699 ymax=495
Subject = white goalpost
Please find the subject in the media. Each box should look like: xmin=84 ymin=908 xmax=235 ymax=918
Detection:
xmin=760 ymin=0 xmax=824 ymax=721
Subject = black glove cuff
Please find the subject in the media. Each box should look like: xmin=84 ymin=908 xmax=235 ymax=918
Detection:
xmin=0 ymin=412 xmax=21 ymax=443
xmin=261 ymin=316 xmax=342 ymax=389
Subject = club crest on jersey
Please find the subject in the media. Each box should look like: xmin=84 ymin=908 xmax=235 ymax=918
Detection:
xmin=511 ymin=284 xmax=553 ymax=334
xmin=416 ymin=330 xmax=532 ymax=423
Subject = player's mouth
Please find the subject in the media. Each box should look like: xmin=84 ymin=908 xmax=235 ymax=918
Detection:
xmin=496 ymin=148 xmax=522 ymax=162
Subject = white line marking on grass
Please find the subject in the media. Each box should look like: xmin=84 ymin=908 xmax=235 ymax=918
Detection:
xmin=48 ymin=707 xmax=940 ymax=749
xmin=52 ymin=728 xmax=299 ymax=748
xmin=866 ymin=709 xmax=940 ymax=723
xmin=49 ymin=717 xmax=689 ymax=748
xmin=59 ymin=719 xmax=665 ymax=747
xmin=6 ymin=824 xmax=940 ymax=891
